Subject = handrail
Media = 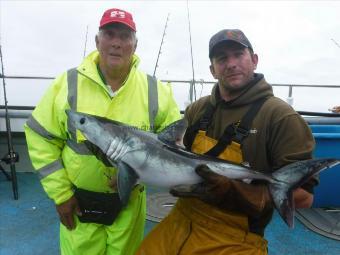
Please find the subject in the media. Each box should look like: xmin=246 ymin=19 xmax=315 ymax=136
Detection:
xmin=2 ymin=106 xmax=340 ymax=119
xmin=2 ymin=74 xmax=340 ymax=88
xmin=0 ymin=105 xmax=35 ymax=110
xmin=0 ymin=75 xmax=55 ymax=80
xmin=1 ymin=75 xmax=340 ymax=115
xmin=298 ymin=111 xmax=340 ymax=117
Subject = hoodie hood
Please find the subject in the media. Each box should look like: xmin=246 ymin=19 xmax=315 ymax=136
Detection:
xmin=210 ymin=73 xmax=274 ymax=108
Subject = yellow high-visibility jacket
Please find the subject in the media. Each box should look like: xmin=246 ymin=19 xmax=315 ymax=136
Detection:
xmin=24 ymin=50 xmax=181 ymax=205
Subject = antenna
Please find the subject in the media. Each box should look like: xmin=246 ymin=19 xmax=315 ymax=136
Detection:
xmin=186 ymin=0 xmax=196 ymax=102
xmin=153 ymin=13 xmax=170 ymax=77
xmin=0 ymin=39 xmax=19 ymax=199
xmin=83 ymin=25 xmax=89 ymax=58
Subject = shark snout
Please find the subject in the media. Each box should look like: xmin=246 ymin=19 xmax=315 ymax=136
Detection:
xmin=66 ymin=110 xmax=87 ymax=129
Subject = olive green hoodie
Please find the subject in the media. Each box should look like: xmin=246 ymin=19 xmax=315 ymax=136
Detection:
xmin=184 ymin=73 xmax=315 ymax=234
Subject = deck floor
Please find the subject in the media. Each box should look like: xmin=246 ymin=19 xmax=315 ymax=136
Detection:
xmin=1 ymin=172 xmax=339 ymax=255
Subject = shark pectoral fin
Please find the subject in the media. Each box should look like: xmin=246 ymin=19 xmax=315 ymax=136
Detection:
xmin=117 ymin=161 xmax=139 ymax=206
xmin=157 ymin=118 xmax=187 ymax=147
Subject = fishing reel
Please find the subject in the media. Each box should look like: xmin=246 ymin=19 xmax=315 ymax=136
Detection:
xmin=1 ymin=151 xmax=19 ymax=164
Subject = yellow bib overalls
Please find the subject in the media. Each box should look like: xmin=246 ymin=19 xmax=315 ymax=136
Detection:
xmin=137 ymin=100 xmax=268 ymax=255
xmin=137 ymin=133 xmax=267 ymax=255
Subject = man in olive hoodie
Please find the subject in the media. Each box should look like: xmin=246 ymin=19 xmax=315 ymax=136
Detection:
xmin=136 ymin=29 xmax=316 ymax=255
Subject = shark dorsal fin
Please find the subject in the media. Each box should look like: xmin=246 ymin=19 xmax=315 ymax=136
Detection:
xmin=157 ymin=118 xmax=187 ymax=147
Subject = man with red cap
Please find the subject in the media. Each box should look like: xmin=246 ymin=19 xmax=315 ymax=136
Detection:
xmin=24 ymin=8 xmax=180 ymax=255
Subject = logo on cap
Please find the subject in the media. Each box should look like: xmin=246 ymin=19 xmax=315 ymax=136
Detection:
xmin=99 ymin=8 xmax=136 ymax=31
xmin=226 ymin=30 xmax=244 ymax=41
xmin=110 ymin=10 xmax=126 ymax=19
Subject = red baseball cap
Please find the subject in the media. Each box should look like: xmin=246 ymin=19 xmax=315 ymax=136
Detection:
xmin=99 ymin=8 xmax=136 ymax=31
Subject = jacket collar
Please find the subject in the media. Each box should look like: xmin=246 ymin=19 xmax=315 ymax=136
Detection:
xmin=77 ymin=50 xmax=140 ymax=88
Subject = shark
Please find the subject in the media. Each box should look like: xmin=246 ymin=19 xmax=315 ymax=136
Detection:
xmin=66 ymin=110 xmax=340 ymax=227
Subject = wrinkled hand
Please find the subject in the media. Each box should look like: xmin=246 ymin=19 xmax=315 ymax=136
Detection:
xmin=109 ymin=176 xmax=118 ymax=190
xmin=170 ymin=165 xmax=232 ymax=205
xmin=56 ymin=196 xmax=82 ymax=230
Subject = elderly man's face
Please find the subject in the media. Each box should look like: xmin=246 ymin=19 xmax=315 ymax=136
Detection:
xmin=210 ymin=42 xmax=258 ymax=93
xmin=96 ymin=23 xmax=137 ymax=71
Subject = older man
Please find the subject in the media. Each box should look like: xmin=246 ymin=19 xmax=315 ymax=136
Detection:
xmin=24 ymin=8 xmax=180 ymax=255
xmin=137 ymin=29 xmax=316 ymax=255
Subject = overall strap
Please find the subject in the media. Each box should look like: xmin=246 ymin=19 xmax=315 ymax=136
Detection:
xmin=233 ymin=97 xmax=267 ymax=143
xmin=204 ymin=97 xmax=268 ymax=157
xmin=204 ymin=123 xmax=235 ymax=157
xmin=185 ymin=102 xmax=215 ymax=150
xmin=198 ymin=103 xmax=215 ymax=131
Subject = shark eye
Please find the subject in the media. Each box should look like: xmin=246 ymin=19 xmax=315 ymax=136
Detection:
xmin=80 ymin=117 xmax=86 ymax=125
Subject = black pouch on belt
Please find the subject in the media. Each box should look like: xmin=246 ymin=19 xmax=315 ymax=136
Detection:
xmin=74 ymin=187 xmax=122 ymax=225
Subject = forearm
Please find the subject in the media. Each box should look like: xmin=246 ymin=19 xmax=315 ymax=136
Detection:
xmin=293 ymin=188 xmax=313 ymax=208
xmin=220 ymin=182 xmax=313 ymax=216
xmin=268 ymin=115 xmax=316 ymax=209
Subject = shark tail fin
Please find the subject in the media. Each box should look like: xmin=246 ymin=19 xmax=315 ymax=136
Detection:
xmin=269 ymin=158 xmax=340 ymax=228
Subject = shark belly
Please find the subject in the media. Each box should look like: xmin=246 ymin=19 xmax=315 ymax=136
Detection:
xmin=122 ymin=150 xmax=202 ymax=188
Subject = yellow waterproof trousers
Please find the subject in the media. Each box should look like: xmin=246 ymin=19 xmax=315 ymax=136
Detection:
xmin=136 ymin=198 xmax=268 ymax=255
xmin=60 ymin=186 xmax=146 ymax=255
xmin=136 ymin=128 xmax=267 ymax=254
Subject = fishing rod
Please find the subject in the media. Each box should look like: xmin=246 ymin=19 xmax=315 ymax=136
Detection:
xmin=331 ymin=38 xmax=340 ymax=49
xmin=0 ymin=41 xmax=19 ymax=200
xmin=186 ymin=0 xmax=197 ymax=103
xmin=83 ymin=25 xmax=89 ymax=58
xmin=153 ymin=13 xmax=170 ymax=77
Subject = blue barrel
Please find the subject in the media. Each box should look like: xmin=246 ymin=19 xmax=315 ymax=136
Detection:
xmin=309 ymin=125 xmax=340 ymax=207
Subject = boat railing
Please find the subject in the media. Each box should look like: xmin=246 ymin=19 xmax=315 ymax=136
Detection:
xmin=1 ymin=75 xmax=340 ymax=120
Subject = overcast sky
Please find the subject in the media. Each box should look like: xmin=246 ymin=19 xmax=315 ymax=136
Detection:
xmin=1 ymin=0 xmax=340 ymax=112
